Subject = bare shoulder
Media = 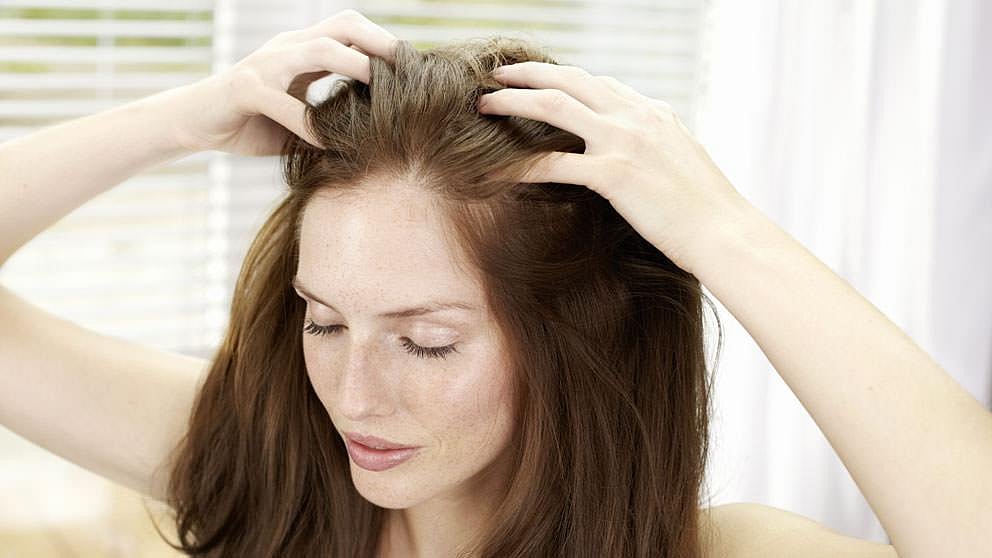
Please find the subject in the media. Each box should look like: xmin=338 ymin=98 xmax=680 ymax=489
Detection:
xmin=697 ymin=503 xmax=899 ymax=558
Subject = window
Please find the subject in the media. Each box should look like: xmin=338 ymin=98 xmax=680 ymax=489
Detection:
xmin=0 ymin=0 xmax=218 ymax=540
xmin=0 ymin=0 xmax=708 ymax=549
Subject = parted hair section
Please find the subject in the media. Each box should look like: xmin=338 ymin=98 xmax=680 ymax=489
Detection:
xmin=157 ymin=36 xmax=721 ymax=557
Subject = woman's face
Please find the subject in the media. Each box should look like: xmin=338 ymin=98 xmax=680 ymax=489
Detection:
xmin=293 ymin=180 xmax=516 ymax=509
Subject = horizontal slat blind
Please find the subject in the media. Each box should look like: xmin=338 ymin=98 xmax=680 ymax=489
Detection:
xmin=0 ymin=1 xmax=221 ymax=530
xmin=357 ymin=0 xmax=704 ymax=117
xmin=0 ymin=19 xmax=213 ymax=38
xmin=0 ymin=1 xmax=708 ymax=359
xmin=0 ymin=2 xmax=221 ymax=358
xmin=220 ymin=0 xmax=707 ymax=326
xmin=0 ymin=0 xmax=708 ymax=528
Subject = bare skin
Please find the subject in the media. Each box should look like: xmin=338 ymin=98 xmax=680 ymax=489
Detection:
xmin=480 ymin=61 xmax=992 ymax=557
xmin=0 ymin=8 xmax=399 ymax=503
xmin=2 ymin=8 xmax=987 ymax=558
xmin=295 ymin=185 xmax=519 ymax=558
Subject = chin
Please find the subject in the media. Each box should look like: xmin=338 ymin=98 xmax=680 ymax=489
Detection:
xmin=350 ymin=467 xmax=432 ymax=509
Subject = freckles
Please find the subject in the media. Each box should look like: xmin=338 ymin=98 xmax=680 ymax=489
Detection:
xmin=416 ymin=358 xmax=512 ymax=450
xmin=301 ymin=344 xmax=338 ymax=402
xmin=423 ymin=359 xmax=504 ymax=415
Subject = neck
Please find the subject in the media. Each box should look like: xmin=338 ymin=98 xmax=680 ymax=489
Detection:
xmin=377 ymin=507 xmax=483 ymax=558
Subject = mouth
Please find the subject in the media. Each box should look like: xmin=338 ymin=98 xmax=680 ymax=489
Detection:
xmin=345 ymin=437 xmax=421 ymax=472
xmin=344 ymin=431 xmax=419 ymax=450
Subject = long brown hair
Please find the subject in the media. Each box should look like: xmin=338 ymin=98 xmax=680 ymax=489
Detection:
xmin=157 ymin=35 xmax=722 ymax=557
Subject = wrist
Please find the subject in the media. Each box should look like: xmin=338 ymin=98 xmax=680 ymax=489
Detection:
xmin=134 ymin=81 xmax=212 ymax=156
xmin=677 ymin=191 xmax=768 ymax=278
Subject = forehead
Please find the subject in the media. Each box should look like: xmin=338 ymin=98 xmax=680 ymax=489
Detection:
xmin=297 ymin=182 xmax=483 ymax=311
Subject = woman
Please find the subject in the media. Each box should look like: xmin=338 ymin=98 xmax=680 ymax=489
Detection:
xmin=0 ymin=8 xmax=987 ymax=558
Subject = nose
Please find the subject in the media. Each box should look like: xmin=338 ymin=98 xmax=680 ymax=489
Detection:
xmin=334 ymin=338 xmax=395 ymax=420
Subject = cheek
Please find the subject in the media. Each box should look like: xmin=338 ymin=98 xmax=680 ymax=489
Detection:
xmin=301 ymin=338 xmax=335 ymax=404
xmin=299 ymin=333 xmax=516 ymax=454
xmin=407 ymin=354 xmax=516 ymax=455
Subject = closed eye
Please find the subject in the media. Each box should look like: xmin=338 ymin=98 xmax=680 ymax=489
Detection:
xmin=302 ymin=319 xmax=459 ymax=360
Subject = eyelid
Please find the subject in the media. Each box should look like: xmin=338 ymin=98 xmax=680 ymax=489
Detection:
xmin=301 ymin=318 xmax=459 ymax=360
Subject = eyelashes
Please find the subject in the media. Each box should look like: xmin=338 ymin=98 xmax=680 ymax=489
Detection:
xmin=302 ymin=319 xmax=459 ymax=360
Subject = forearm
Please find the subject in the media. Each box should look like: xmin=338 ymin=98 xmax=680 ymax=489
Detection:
xmin=0 ymin=84 xmax=200 ymax=264
xmin=688 ymin=203 xmax=992 ymax=557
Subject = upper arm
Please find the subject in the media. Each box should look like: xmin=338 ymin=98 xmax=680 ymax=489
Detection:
xmin=702 ymin=503 xmax=899 ymax=558
xmin=0 ymin=283 xmax=209 ymax=502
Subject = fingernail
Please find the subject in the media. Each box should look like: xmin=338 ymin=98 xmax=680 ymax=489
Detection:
xmin=491 ymin=66 xmax=507 ymax=78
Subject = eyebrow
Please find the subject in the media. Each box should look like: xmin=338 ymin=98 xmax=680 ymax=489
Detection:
xmin=290 ymin=276 xmax=479 ymax=319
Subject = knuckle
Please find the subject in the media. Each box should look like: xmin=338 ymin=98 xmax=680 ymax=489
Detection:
xmin=598 ymin=75 xmax=629 ymax=92
xmin=618 ymin=98 xmax=661 ymax=125
xmin=282 ymin=29 xmax=306 ymax=41
xmin=603 ymin=152 xmax=637 ymax=181
xmin=306 ymin=36 xmax=338 ymax=56
xmin=595 ymin=75 xmax=615 ymax=87
xmin=265 ymin=29 xmax=310 ymax=51
xmin=539 ymin=89 xmax=571 ymax=113
xmin=334 ymin=8 xmax=366 ymax=24
xmin=589 ymin=153 xmax=625 ymax=192
xmin=633 ymin=103 xmax=661 ymax=122
xmin=673 ymin=111 xmax=692 ymax=134
xmin=654 ymin=98 xmax=674 ymax=113
xmin=563 ymin=64 xmax=592 ymax=79
xmin=263 ymin=30 xmax=291 ymax=47
xmin=616 ymin=136 xmax=642 ymax=159
xmin=610 ymin=118 xmax=648 ymax=151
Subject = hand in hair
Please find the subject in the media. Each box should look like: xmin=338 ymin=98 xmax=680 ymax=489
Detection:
xmin=477 ymin=61 xmax=751 ymax=276
xmin=479 ymin=61 xmax=992 ymax=557
xmin=172 ymin=9 xmax=398 ymax=156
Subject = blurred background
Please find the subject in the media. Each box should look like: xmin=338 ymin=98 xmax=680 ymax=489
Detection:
xmin=0 ymin=0 xmax=989 ymax=555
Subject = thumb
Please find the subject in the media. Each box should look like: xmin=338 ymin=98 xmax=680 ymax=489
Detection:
xmin=253 ymin=86 xmax=324 ymax=150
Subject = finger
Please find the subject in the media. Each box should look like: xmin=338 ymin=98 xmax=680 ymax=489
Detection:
xmin=673 ymin=111 xmax=693 ymax=135
xmin=479 ymin=88 xmax=606 ymax=141
xmin=595 ymin=75 xmax=647 ymax=103
xmin=490 ymin=61 xmax=623 ymax=114
xmin=252 ymin=86 xmax=324 ymax=149
xmin=292 ymin=9 xmax=398 ymax=63
xmin=492 ymin=151 xmax=603 ymax=189
xmin=652 ymin=98 xmax=674 ymax=112
xmin=284 ymin=36 xmax=372 ymax=84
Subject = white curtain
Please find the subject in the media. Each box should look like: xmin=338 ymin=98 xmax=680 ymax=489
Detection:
xmin=695 ymin=0 xmax=991 ymax=543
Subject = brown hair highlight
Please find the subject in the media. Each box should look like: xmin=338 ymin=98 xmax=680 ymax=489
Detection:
xmin=157 ymin=35 xmax=722 ymax=558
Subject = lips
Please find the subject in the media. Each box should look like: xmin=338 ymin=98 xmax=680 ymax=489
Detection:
xmin=344 ymin=431 xmax=417 ymax=450
xmin=344 ymin=435 xmax=422 ymax=472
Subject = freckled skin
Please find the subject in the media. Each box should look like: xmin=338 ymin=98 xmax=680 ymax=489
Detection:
xmin=296 ymin=179 xmax=516 ymax=556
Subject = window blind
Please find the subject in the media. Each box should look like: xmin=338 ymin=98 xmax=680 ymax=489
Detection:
xmin=356 ymin=0 xmax=707 ymax=119
xmin=0 ymin=0 xmax=218 ymax=529
xmin=218 ymin=0 xmax=710 ymax=352
xmin=0 ymin=0 xmax=709 ymax=386
xmin=0 ymin=0 xmax=708 ymax=529
xmin=0 ymin=0 xmax=221 ymax=360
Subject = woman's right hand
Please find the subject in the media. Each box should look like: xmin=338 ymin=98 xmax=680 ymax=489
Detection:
xmin=171 ymin=9 xmax=397 ymax=156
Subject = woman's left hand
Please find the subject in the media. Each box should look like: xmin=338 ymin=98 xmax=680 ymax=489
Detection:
xmin=477 ymin=61 xmax=753 ymax=275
